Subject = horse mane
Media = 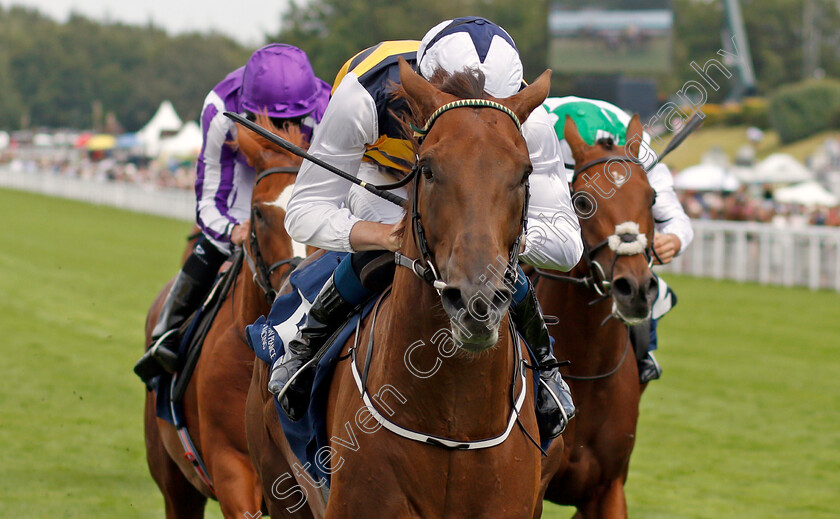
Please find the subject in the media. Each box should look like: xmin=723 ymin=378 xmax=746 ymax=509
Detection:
xmin=391 ymin=66 xmax=488 ymax=149
xmin=228 ymin=112 xmax=307 ymax=158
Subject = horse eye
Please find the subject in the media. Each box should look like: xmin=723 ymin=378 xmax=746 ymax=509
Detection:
xmin=253 ymin=207 xmax=263 ymax=220
xmin=521 ymin=167 xmax=532 ymax=185
xmin=421 ymin=164 xmax=434 ymax=182
xmin=573 ymin=194 xmax=593 ymax=215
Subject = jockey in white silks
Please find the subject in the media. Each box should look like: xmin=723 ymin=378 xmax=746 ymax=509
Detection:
xmin=543 ymin=96 xmax=694 ymax=383
xmin=134 ymin=44 xmax=331 ymax=383
xmin=270 ymin=17 xmax=584 ymax=440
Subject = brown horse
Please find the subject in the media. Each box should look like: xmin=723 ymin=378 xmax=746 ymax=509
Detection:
xmin=534 ymin=115 xmax=658 ymax=518
xmin=246 ymin=60 xmax=556 ymax=518
xmin=143 ymin=116 xmax=307 ymax=518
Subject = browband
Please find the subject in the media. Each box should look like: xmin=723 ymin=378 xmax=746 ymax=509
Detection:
xmin=411 ymin=99 xmax=521 ymax=138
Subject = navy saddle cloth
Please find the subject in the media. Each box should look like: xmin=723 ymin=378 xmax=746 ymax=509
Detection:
xmin=246 ymin=251 xmax=378 ymax=486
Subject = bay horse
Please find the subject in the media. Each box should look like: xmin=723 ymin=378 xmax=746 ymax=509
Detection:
xmin=246 ymin=59 xmax=555 ymax=518
xmin=534 ymin=115 xmax=658 ymax=518
xmin=143 ymin=116 xmax=308 ymax=518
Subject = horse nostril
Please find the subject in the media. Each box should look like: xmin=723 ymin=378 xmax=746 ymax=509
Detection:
xmin=441 ymin=287 xmax=465 ymax=312
xmin=646 ymin=277 xmax=659 ymax=298
xmin=612 ymin=278 xmax=634 ymax=298
xmin=492 ymin=288 xmax=512 ymax=309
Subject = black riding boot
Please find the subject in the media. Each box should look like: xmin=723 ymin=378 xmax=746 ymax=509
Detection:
xmin=134 ymin=271 xmax=206 ymax=381
xmin=268 ymin=274 xmax=357 ymax=421
xmin=629 ymin=320 xmax=662 ymax=384
xmin=134 ymin=237 xmax=226 ymax=383
xmin=511 ymin=284 xmax=576 ymax=440
xmin=637 ymin=351 xmax=662 ymax=384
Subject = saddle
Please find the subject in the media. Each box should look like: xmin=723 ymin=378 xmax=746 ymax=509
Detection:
xmin=152 ymin=250 xmax=244 ymax=423
xmin=247 ymin=251 xmax=382 ymax=487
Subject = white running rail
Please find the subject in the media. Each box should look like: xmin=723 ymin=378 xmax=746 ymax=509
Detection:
xmin=658 ymin=219 xmax=840 ymax=292
xmin=0 ymin=167 xmax=194 ymax=221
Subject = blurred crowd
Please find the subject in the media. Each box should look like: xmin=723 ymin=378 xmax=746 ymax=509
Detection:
xmin=677 ymin=189 xmax=840 ymax=228
xmin=673 ymin=134 xmax=840 ymax=228
xmin=1 ymin=148 xmax=196 ymax=191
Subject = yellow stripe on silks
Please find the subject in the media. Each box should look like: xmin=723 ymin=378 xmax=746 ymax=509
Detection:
xmin=332 ymin=40 xmax=420 ymax=94
xmin=348 ymin=40 xmax=419 ymax=78
xmin=363 ymin=135 xmax=415 ymax=172
xmin=331 ymin=47 xmax=367 ymax=93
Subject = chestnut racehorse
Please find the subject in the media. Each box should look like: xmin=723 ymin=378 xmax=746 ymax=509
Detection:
xmin=534 ymin=116 xmax=658 ymax=518
xmin=143 ymin=117 xmax=307 ymax=518
xmin=246 ymin=60 xmax=556 ymax=518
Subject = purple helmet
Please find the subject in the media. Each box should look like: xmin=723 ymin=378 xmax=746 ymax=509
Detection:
xmin=240 ymin=44 xmax=329 ymax=119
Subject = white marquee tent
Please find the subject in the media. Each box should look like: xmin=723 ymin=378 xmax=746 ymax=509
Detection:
xmin=137 ymin=100 xmax=183 ymax=157
xmin=159 ymin=121 xmax=202 ymax=157
xmin=774 ymin=181 xmax=839 ymax=207
xmin=674 ymin=163 xmax=741 ymax=192
xmin=743 ymin=153 xmax=814 ymax=184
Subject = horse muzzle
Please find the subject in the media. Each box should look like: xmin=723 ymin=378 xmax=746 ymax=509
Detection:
xmin=441 ymin=284 xmax=511 ymax=352
xmin=610 ymin=272 xmax=658 ymax=324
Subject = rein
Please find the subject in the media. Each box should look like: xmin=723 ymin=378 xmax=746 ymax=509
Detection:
xmin=244 ymin=166 xmax=302 ymax=304
xmin=396 ymin=98 xmax=529 ymax=293
xmin=560 ymin=333 xmax=632 ymax=381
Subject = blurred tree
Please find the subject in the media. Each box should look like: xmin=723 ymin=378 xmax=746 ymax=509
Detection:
xmin=271 ymin=0 xmax=549 ymax=85
xmin=0 ymin=7 xmax=251 ymax=131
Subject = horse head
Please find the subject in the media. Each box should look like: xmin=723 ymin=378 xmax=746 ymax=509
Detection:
xmin=234 ymin=114 xmax=307 ymax=294
xmin=564 ymin=115 xmax=657 ymax=324
xmin=398 ymin=58 xmax=551 ymax=351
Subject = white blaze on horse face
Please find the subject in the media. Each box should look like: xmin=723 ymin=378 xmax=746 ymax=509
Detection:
xmin=607 ymin=221 xmax=648 ymax=256
xmin=265 ymin=183 xmax=295 ymax=211
xmin=265 ymin=183 xmax=308 ymax=258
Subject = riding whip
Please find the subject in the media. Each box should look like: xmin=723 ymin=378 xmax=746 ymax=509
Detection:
xmin=648 ymin=112 xmax=704 ymax=169
xmin=224 ymin=111 xmax=408 ymax=208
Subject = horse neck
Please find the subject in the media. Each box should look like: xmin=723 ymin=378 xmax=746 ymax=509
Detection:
xmin=539 ymin=272 xmax=627 ymax=368
xmin=232 ymin=263 xmax=271 ymax=329
xmin=364 ymin=243 xmax=518 ymax=439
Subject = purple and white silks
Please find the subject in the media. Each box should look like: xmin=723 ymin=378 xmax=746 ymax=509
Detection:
xmin=195 ymin=66 xmax=329 ymax=254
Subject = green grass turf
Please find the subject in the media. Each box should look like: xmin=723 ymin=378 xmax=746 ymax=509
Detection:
xmin=1 ymin=187 xmax=838 ymax=518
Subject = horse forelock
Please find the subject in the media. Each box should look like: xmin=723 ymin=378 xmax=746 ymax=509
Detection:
xmin=595 ymin=137 xmax=615 ymax=150
xmin=391 ymin=66 xmax=488 ymax=148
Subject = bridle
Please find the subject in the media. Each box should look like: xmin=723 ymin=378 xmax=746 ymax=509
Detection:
xmin=535 ymin=154 xmax=657 ymax=380
xmin=535 ymin=155 xmax=660 ymax=300
xmin=245 ymin=166 xmax=302 ymax=304
xmin=394 ymin=98 xmax=530 ymax=293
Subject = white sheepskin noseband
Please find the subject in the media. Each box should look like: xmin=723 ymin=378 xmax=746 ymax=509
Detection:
xmin=607 ymin=222 xmax=647 ymax=256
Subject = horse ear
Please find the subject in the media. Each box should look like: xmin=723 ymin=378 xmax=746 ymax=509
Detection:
xmin=504 ymin=69 xmax=551 ymax=124
xmin=232 ymin=125 xmax=257 ymax=168
xmin=625 ymin=114 xmax=643 ymax=159
xmin=398 ymin=57 xmax=449 ymax=120
xmin=564 ymin=115 xmax=588 ymax=163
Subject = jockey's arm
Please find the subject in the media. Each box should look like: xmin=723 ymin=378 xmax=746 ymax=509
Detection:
xmin=195 ymin=98 xmax=240 ymax=253
xmin=520 ymin=108 xmax=585 ymax=272
xmin=647 ymin=163 xmax=694 ymax=258
xmin=284 ymin=74 xmax=379 ymax=252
